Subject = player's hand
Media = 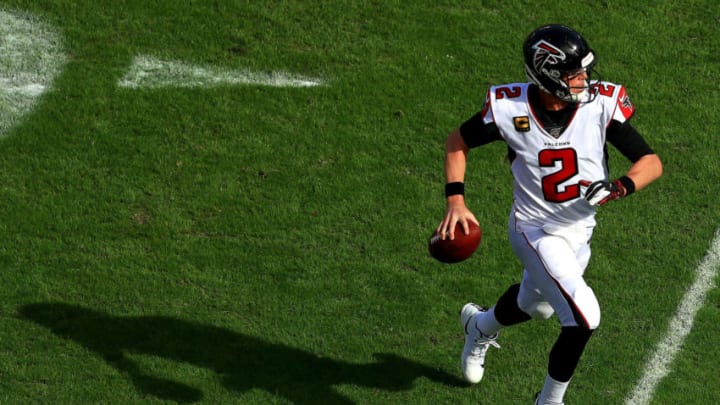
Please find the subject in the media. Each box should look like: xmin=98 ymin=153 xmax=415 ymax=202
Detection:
xmin=436 ymin=200 xmax=479 ymax=240
xmin=579 ymin=179 xmax=628 ymax=206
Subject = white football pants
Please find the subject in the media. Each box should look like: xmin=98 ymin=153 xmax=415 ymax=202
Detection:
xmin=508 ymin=215 xmax=601 ymax=330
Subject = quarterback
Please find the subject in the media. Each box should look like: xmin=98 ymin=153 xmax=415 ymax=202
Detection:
xmin=436 ymin=25 xmax=663 ymax=404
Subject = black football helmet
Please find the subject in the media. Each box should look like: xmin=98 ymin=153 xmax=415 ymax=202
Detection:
xmin=523 ymin=24 xmax=597 ymax=103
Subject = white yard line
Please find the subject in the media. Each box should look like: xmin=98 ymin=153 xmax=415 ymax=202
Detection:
xmin=625 ymin=229 xmax=720 ymax=405
xmin=0 ymin=10 xmax=66 ymax=136
xmin=118 ymin=55 xmax=325 ymax=89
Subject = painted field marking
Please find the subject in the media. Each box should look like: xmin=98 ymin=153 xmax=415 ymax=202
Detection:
xmin=0 ymin=9 xmax=66 ymax=137
xmin=625 ymin=229 xmax=720 ymax=405
xmin=118 ymin=55 xmax=325 ymax=89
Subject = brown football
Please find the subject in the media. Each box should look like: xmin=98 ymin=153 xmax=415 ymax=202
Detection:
xmin=428 ymin=222 xmax=481 ymax=263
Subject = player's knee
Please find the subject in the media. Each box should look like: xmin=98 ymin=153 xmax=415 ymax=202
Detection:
xmin=516 ymin=283 xmax=554 ymax=320
xmin=519 ymin=300 xmax=554 ymax=320
xmin=574 ymin=285 xmax=601 ymax=329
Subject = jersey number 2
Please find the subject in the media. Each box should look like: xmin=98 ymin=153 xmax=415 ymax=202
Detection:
xmin=539 ymin=148 xmax=580 ymax=203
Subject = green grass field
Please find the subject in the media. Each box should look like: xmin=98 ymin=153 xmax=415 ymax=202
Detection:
xmin=1 ymin=1 xmax=718 ymax=404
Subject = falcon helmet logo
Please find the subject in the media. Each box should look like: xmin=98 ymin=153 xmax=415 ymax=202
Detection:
xmin=532 ymin=40 xmax=566 ymax=78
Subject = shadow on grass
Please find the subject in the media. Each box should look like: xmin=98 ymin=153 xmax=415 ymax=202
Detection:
xmin=18 ymin=302 xmax=462 ymax=404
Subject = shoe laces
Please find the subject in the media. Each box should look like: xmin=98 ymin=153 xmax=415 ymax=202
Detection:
xmin=471 ymin=331 xmax=500 ymax=356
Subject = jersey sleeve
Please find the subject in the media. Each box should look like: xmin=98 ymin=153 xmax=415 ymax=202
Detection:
xmin=606 ymin=120 xmax=654 ymax=162
xmin=459 ymin=89 xmax=502 ymax=148
xmin=479 ymin=88 xmax=494 ymax=125
xmin=611 ymin=85 xmax=635 ymax=123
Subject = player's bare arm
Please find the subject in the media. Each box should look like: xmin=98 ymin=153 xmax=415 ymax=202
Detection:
xmin=625 ymin=153 xmax=663 ymax=191
xmin=438 ymin=128 xmax=478 ymax=240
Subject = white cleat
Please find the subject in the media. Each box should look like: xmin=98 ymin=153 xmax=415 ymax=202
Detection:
xmin=460 ymin=303 xmax=500 ymax=384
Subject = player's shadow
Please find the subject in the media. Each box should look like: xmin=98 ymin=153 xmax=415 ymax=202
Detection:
xmin=18 ymin=302 xmax=461 ymax=404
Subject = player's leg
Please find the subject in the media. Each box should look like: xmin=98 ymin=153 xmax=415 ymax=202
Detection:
xmin=471 ymin=227 xmax=559 ymax=338
xmin=516 ymin=230 xmax=599 ymax=405
xmin=459 ymin=223 xmax=595 ymax=387
xmin=459 ymin=228 xmax=539 ymax=383
xmin=517 ymin=270 xmax=555 ymax=320
xmin=529 ymin=233 xmax=599 ymax=329
xmin=472 ymin=282 xmax=532 ymax=336
xmin=537 ymin=326 xmax=593 ymax=405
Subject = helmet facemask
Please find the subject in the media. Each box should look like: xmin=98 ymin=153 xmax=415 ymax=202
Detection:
xmin=560 ymin=52 xmax=598 ymax=103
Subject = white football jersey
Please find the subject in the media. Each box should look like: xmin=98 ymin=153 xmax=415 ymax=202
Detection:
xmin=481 ymin=81 xmax=635 ymax=229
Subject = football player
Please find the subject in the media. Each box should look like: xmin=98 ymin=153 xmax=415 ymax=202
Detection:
xmin=436 ymin=24 xmax=663 ymax=404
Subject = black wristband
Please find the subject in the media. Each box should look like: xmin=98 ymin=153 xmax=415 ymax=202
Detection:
xmin=617 ymin=176 xmax=636 ymax=196
xmin=445 ymin=182 xmax=465 ymax=197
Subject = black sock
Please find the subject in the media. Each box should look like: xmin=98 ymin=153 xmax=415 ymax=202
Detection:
xmin=493 ymin=283 xmax=532 ymax=326
xmin=548 ymin=326 xmax=594 ymax=382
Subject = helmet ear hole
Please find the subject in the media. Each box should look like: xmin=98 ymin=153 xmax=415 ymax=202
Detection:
xmin=523 ymin=24 xmax=595 ymax=103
